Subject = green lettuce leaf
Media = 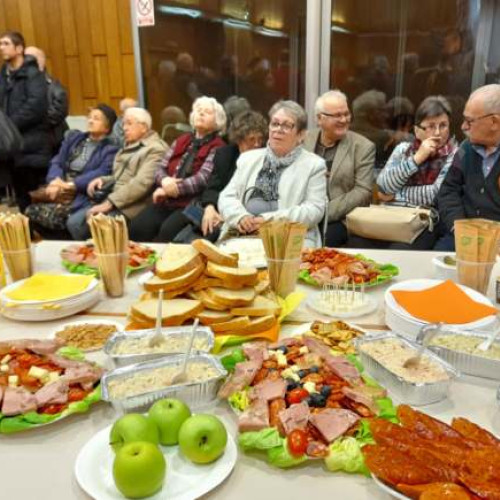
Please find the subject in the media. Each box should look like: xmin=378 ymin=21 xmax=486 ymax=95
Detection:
xmin=220 ymin=348 xmax=246 ymax=372
xmin=228 ymin=388 xmax=250 ymax=412
xmin=375 ymin=397 xmax=398 ymax=423
xmin=56 ymin=346 xmax=85 ymax=361
xmin=355 ymin=419 xmax=376 ymax=445
xmin=22 ymin=411 xmax=60 ymax=425
xmin=346 ymin=354 xmax=364 ymax=373
xmin=238 ymin=428 xmax=282 ymax=451
xmin=325 ymin=436 xmax=370 ymax=475
xmin=267 ymin=439 xmax=308 ymax=468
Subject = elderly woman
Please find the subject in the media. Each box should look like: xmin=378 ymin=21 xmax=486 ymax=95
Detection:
xmin=25 ymin=104 xmax=118 ymax=238
xmin=65 ymin=107 xmax=168 ymax=240
xmin=218 ymin=100 xmax=327 ymax=247
xmin=348 ymin=95 xmax=458 ymax=250
xmin=173 ymin=109 xmax=267 ymax=243
xmin=129 ymin=96 xmax=226 ymax=242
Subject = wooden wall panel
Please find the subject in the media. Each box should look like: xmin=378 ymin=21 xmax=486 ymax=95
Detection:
xmin=0 ymin=0 xmax=138 ymax=114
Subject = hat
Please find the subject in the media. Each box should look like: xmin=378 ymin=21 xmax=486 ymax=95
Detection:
xmin=95 ymin=103 xmax=118 ymax=131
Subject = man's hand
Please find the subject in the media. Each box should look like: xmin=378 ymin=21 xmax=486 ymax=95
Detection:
xmin=152 ymin=187 xmax=167 ymax=204
xmin=86 ymin=200 xmax=113 ymax=218
xmin=87 ymin=178 xmax=103 ymax=197
xmin=201 ymin=205 xmax=223 ymax=235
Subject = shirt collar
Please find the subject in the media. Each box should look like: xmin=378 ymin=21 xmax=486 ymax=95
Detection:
xmin=471 ymin=142 xmax=500 ymax=159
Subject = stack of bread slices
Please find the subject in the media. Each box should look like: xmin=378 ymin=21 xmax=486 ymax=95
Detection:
xmin=130 ymin=239 xmax=281 ymax=335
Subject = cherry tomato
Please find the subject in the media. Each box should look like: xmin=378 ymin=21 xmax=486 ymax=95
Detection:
xmin=68 ymin=387 xmax=89 ymax=402
xmin=39 ymin=403 xmax=66 ymax=415
xmin=287 ymin=429 xmax=308 ymax=456
xmin=286 ymin=388 xmax=309 ymax=405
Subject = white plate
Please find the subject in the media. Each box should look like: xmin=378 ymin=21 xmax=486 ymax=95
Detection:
xmin=48 ymin=319 xmax=125 ymax=352
xmin=385 ymin=279 xmax=496 ymax=329
xmin=218 ymin=238 xmax=267 ymax=269
xmin=0 ymin=274 xmax=99 ymax=305
xmin=307 ymin=295 xmax=377 ymax=319
xmin=75 ymin=423 xmax=237 ymax=500
xmin=371 ymin=475 xmax=410 ymax=500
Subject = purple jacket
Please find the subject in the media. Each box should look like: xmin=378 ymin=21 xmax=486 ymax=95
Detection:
xmin=46 ymin=131 xmax=118 ymax=211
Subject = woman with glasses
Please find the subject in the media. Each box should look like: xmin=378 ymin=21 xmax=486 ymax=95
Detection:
xmin=218 ymin=100 xmax=327 ymax=247
xmin=349 ymin=95 xmax=457 ymax=249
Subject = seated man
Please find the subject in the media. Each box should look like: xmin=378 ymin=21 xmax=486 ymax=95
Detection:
xmin=66 ymin=107 xmax=168 ymax=240
xmin=304 ymin=90 xmax=375 ymax=247
xmin=436 ymin=84 xmax=500 ymax=250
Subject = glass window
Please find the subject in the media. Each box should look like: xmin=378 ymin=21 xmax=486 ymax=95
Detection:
xmin=138 ymin=0 xmax=307 ymax=136
xmin=329 ymin=0 xmax=480 ymax=170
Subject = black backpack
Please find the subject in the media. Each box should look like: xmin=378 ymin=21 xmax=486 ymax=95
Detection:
xmin=0 ymin=109 xmax=23 ymax=159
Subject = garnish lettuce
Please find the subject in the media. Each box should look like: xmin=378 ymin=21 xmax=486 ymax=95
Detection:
xmin=325 ymin=437 xmax=370 ymax=475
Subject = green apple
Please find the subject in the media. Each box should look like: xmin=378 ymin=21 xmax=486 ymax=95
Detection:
xmin=178 ymin=414 xmax=227 ymax=464
xmin=110 ymin=413 xmax=160 ymax=453
xmin=148 ymin=398 xmax=191 ymax=446
xmin=113 ymin=441 xmax=166 ymax=499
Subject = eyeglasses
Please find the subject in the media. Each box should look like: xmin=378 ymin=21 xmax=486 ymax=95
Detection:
xmin=320 ymin=111 xmax=351 ymax=121
xmin=269 ymin=121 xmax=295 ymax=132
xmin=415 ymin=122 xmax=449 ymax=132
xmin=462 ymin=113 xmax=498 ymax=127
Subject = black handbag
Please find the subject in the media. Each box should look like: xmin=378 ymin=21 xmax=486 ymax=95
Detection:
xmin=92 ymin=179 xmax=116 ymax=203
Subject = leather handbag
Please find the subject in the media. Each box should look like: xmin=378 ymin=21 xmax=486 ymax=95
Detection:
xmin=346 ymin=204 xmax=436 ymax=244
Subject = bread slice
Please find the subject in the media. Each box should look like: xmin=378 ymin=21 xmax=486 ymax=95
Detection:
xmin=144 ymin=263 xmax=204 ymax=292
xmin=205 ymin=261 xmax=258 ymax=287
xmin=236 ymin=315 xmax=277 ymax=335
xmin=192 ymin=239 xmax=238 ymax=267
xmin=188 ymin=290 xmax=228 ymax=311
xmin=191 ymin=275 xmax=225 ymax=291
xmin=198 ymin=309 xmax=234 ymax=325
xmin=206 ymin=286 xmax=256 ymax=308
xmin=131 ymin=298 xmax=204 ymax=326
xmin=255 ymin=278 xmax=270 ymax=295
xmin=230 ymin=295 xmax=281 ymax=317
xmin=155 ymin=243 xmax=204 ymax=279
xmin=211 ymin=316 xmax=251 ymax=333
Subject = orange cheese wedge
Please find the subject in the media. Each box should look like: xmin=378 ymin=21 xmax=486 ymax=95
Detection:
xmin=391 ymin=279 xmax=497 ymax=324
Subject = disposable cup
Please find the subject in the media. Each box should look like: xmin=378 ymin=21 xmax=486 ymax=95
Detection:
xmin=266 ymin=256 xmax=301 ymax=299
xmin=2 ymin=246 xmax=35 ymax=282
xmin=95 ymin=252 xmax=128 ymax=297
xmin=456 ymin=258 xmax=495 ymax=295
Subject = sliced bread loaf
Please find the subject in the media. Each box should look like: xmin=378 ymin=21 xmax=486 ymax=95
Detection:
xmin=205 ymin=261 xmax=258 ymax=287
xmin=192 ymin=239 xmax=238 ymax=267
xmin=131 ymin=298 xmax=204 ymax=326
xmin=155 ymin=243 xmax=204 ymax=279
xmin=206 ymin=286 xmax=256 ymax=308
xmin=230 ymin=295 xmax=281 ymax=317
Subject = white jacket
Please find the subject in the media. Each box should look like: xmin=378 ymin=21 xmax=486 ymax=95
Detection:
xmin=218 ymin=147 xmax=327 ymax=247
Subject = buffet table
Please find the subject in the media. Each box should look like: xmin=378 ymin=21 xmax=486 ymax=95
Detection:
xmin=1 ymin=241 xmax=499 ymax=500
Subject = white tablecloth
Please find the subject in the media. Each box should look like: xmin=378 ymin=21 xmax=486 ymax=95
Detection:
xmin=1 ymin=242 xmax=499 ymax=500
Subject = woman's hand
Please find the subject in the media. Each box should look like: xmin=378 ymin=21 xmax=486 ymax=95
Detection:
xmin=161 ymin=176 xmax=176 ymax=190
xmin=86 ymin=200 xmax=113 ymax=219
xmin=46 ymin=184 xmax=61 ymax=201
xmin=377 ymin=191 xmax=395 ymax=202
xmin=201 ymin=205 xmax=223 ymax=236
xmin=87 ymin=178 xmax=103 ymax=197
xmin=413 ymin=137 xmax=440 ymax=164
xmin=163 ymin=179 xmax=181 ymax=198
xmin=152 ymin=187 xmax=167 ymax=204
xmin=237 ymin=215 xmax=264 ymax=234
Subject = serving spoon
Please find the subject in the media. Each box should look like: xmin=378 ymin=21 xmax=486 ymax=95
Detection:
xmin=477 ymin=313 xmax=500 ymax=351
xmin=403 ymin=322 xmax=442 ymax=369
xmin=171 ymin=318 xmax=199 ymax=385
xmin=148 ymin=289 xmax=164 ymax=348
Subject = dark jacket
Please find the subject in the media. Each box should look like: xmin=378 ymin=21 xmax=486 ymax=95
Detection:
xmin=0 ymin=57 xmax=51 ymax=169
xmin=46 ymin=74 xmax=69 ymax=153
xmin=437 ymin=140 xmax=500 ymax=231
xmin=201 ymin=143 xmax=239 ymax=208
xmin=46 ymin=131 xmax=119 ymax=212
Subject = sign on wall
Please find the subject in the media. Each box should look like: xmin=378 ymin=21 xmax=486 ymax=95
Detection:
xmin=136 ymin=0 xmax=155 ymax=27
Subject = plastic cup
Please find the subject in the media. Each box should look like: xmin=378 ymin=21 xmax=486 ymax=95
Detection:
xmin=95 ymin=252 xmax=128 ymax=297
xmin=265 ymin=256 xmax=301 ymax=299
xmin=456 ymin=259 xmax=495 ymax=295
xmin=1 ymin=246 xmax=35 ymax=282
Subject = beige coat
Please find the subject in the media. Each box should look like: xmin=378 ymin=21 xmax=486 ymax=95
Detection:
xmin=104 ymin=131 xmax=168 ymax=219
xmin=303 ymin=129 xmax=375 ymax=222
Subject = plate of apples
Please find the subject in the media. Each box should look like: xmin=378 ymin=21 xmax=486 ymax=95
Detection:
xmin=75 ymin=398 xmax=236 ymax=500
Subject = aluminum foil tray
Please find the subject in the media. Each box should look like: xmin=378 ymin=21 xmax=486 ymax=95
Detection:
xmin=104 ymin=326 xmax=214 ymax=367
xmin=355 ymin=332 xmax=460 ymax=406
xmin=101 ymin=353 xmax=226 ymax=411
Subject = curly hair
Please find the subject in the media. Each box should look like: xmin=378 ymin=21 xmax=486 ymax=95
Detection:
xmin=228 ymin=110 xmax=268 ymax=144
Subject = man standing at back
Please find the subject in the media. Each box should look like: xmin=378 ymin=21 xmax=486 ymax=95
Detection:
xmin=0 ymin=31 xmax=51 ymax=211
xmin=437 ymin=84 xmax=500 ymax=250
xmin=304 ymin=90 xmax=375 ymax=247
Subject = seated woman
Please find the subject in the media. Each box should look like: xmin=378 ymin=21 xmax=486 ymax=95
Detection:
xmin=218 ymin=100 xmax=327 ymax=247
xmin=25 ymin=104 xmax=118 ymax=239
xmin=173 ymin=110 xmax=267 ymax=243
xmin=128 ymin=96 xmax=226 ymax=242
xmin=66 ymin=108 xmax=168 ymax=240
xmin=347 ymin=95 xmax=458 ymax=250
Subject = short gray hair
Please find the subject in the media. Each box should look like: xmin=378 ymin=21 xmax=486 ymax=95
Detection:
xmin=314 ymin=90 xmax=348 ymax=115
xmin=470 ymin=84 xmax=500 ymax=114
xmin=190 ymin=96 xmax=227 ymax=133
xmin=268 ymin=100 xmax=307 ymax=132
xmin=352 ymin=90 xmax=386 ymax=117
xmin=124 ymin=107 xmax=152 ymax=129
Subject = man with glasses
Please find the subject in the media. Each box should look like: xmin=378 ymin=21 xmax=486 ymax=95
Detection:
xmin=304 ymin=90 xmax=375 ymax=246
xmin=437 ymin=84 xmax=500 ymax=250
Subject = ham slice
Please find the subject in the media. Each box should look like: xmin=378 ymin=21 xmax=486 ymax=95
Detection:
xmin=217 ymin=360 xmax=262 ymax=399
xmin=278 ymin=403 xmax=310 ymax=435
xmin=62 ymin=365 xmax=102 ymax=386
xmin=35 ymin=380 xmax=69 ymax=407
xmin=243 ymin=342 xmax=269 ymax=363
xmin=0 ymin=339 xmax=62 ymax=355
xmin=2 ymin=387 xmax=37 ymax=416
xmin=249 ymin=378 xmax=287 ymax=402
xmin=341 ymin=386 xmax=387 ymax=414
xmin=310 ymin=409 xmax=360 ymax=443
xmin=47 ymin=355 xmax=88 ymax=370
xmin=269 ymin=337 xmax=301 ymax=349
xmin=238 ymin=398 xmax=270 ymax=432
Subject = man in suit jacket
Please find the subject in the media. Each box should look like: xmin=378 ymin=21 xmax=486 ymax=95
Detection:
xmin=303 ymin=90 xmax=375 ymax=246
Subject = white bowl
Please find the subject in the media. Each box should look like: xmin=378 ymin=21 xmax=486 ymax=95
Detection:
xmin=432 ymin=253 xmax=457 ymax=281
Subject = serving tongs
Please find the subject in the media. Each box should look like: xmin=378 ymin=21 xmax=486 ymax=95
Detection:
xmin=148 ymin=289 xmax=164 ymax=348
xmin=403 ymin=322 xmax=442 ymax=369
